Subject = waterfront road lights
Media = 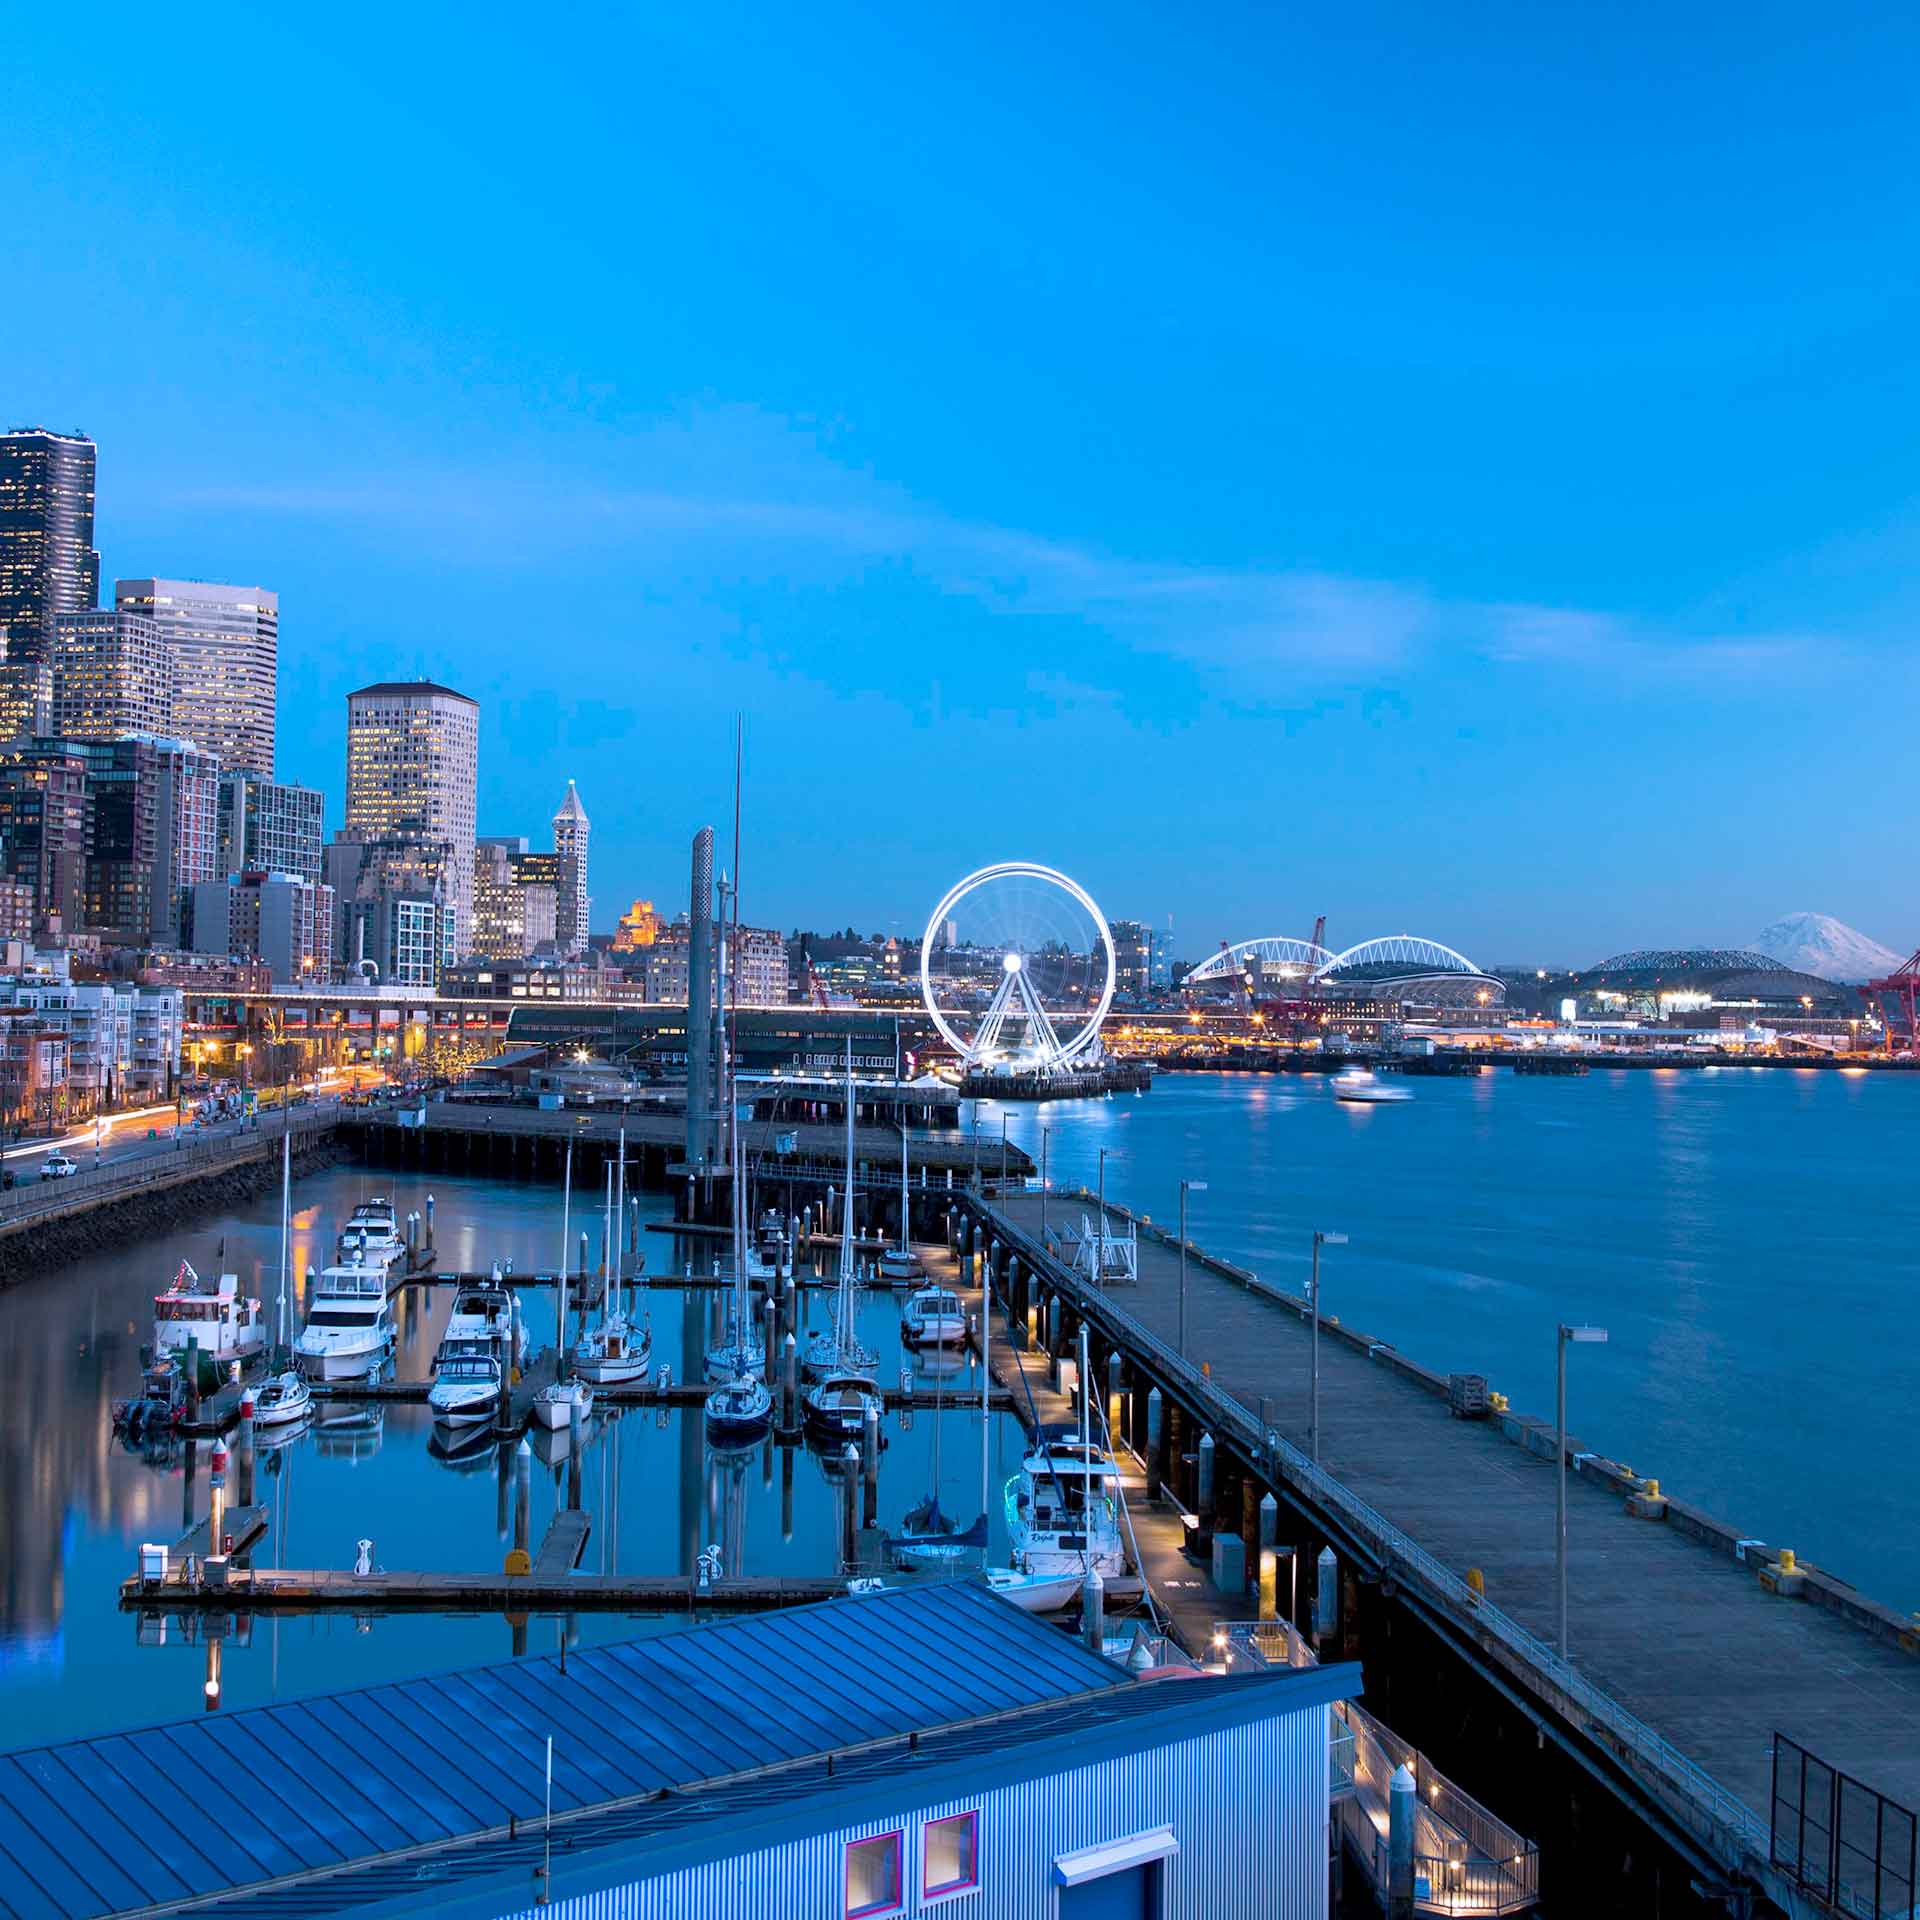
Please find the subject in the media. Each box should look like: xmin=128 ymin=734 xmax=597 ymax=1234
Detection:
xmin=1557 ymin=1323 xmax=1609 ymax=1656
xmin=1309 ymin=1230 xmax=1348 ymax=1467
xmin=1178 ymin=1179 xmax=1208 ymax=1359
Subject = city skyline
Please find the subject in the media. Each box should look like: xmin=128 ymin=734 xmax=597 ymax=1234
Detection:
xmin=8 ymin=8 xmax=1919 ymax=961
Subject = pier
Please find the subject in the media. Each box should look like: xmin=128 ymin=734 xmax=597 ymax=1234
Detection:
xmin=957 ymin=1184 xmax=1920 ymax=1917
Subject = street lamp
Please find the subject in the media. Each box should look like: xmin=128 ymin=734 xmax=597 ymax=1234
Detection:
xmin=1309 ymin=1230 xmax=1348 ymax=1467
xmin=1178 ymin=1178 xmax=1208 ymax=1359
xmin=1557 ymin=1323 xmax=1608 ymax=1657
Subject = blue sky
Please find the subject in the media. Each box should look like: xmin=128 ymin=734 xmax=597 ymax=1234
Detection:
xmin=5 ymin=2 xmax=1917 ymax=962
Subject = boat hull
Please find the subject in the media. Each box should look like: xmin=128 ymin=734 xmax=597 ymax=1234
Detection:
xmin=294 ymin=1336 xmax=391 ymax=1382
xmin=985 ymin=1570 xmax=1081 ymax=1612
xmin=901 ymin=1315 xmax=968 ymax=1348
xmin=429 ymin=1390 xmax=498 ymax=1428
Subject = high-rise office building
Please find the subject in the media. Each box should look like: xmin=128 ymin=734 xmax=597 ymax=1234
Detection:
xmin=473 ymin=836 xmax=558 ymax=958
xmin=0 ymin=747 xmax=89 ymax=934
xmin=0 ymin=429 xmax=100 ymax=660
xmin=215 ymin=771 xmax=323 ymax=884
xmin=115 ymin=579 xmax=278 ymax=778
xmin=328 ymin=828 xmax=458 ymax=986
xmin=344 ymin=680 xmax=478 ymax=954
xmin=553 ymin=780 xmax=590 ymax=955
xmin=48 ymin=611 xmax=177 ymax=742
xmin=191 ymin=870 xmax=333 ymax=985
xmin=0 ymin=662 xmax=51 ymax=745
xmin=1109 ymin=918 xmax=1153 ymax=998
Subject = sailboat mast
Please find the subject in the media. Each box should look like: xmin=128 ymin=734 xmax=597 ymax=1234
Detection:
xmin=276 ymin=1131 xmax=290 ymax=1354
xmin=558 ymin=1140 xmax=572 ymax=1366
xmin=980 ymin=1241 xmax=991 ymax=1525
xmin=899 ymin=1118 xmax=909 ymax=1253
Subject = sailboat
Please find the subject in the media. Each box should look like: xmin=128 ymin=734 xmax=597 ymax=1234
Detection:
xmin=575 ymin=1156 xmax=652 ymax=1383
xmin=252 ymin=1135 xmax=312 ymax=1428
xmin=889 ymin=1356 xmax=986 ymax=1568
xmin=877 ymin=1122 xmax=921 ymax=1282
xmin=704 ymin=729 xmax=773 ymax=1447
xmin=802 ymin=1055 xmax=879 ymax=1382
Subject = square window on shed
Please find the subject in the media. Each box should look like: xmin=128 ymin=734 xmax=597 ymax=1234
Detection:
xmin=845 ymin=1831 xmax=903 ymax=1916
xmin=924 ymin=1811 xmax=978 ymax=1897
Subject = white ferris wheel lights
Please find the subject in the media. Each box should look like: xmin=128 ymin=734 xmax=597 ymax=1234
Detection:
xmin=919 ymin=861 xmax=1117 ymax=1071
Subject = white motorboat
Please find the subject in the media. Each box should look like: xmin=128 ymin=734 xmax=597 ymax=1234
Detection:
xmin=152 ymin=1261 xmax=267 ymax=1388
xmin=428 ymin=1347 xmax=502 ymax=1427
xmin=1331 ymin=1068 xmax=1412 ymax=1105
xmin=437 ymin=1273 xmax=528 ymax=1369
xmin=339 ymin=1196 xmax=406 ymax=1266
xmin=984 ymin=1567 xmax=1081 ymax=1614
xmin=250 ymin=1370 xmax=312 ymax=1429
xmin=292 ymin=1253 xmax=396 ymax=1381
xmin=1005 ymin=1428 xmax=1127 ymax=1578
xmin=531 ymin=1377 xmax=593 ymax=1430
xmin=574 ymin=1309 xmax=651 ymax=1384
xmin=900 ymin=1283 xmax=967 ymax=1348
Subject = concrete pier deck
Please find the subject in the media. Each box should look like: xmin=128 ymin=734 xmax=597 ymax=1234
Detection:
xmin=980 ymin=1187 xmax=1920 ymax=1838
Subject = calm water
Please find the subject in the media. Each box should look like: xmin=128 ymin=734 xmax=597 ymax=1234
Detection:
xmin=977 ymin=1068 xmax=1920 ymax=1610
xmin=0 ymin=1169 xmax=1016 ymax=1748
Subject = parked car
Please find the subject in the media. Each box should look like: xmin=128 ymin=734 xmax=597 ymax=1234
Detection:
xmin=40 ymin=1152 xmax=79 ymax=1180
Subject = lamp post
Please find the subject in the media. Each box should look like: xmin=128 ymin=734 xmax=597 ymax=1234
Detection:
xmin=1557 ymin=1323 xmax=1608 ymax=1656
xmin=1308 ymin=1230 xmax=1348 ymax=1467
xmin=1178 ymin=1179 xmax=1208 ymax=1359
xmin=1097 ymin=1146 xmax=1114 ymax=1284
xmin=999 ymin=1113 xmax=1008 ymax=1193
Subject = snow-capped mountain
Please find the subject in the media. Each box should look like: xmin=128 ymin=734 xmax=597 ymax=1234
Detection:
xmin=1749 ymin=913 xmax=1903 ymax=983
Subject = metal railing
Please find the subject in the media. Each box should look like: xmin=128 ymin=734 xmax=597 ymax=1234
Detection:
xmin=977 ymin=1196 xmax=1773 ymax=1882
xmin=0 ymin=1111 xmax=337 ymax=1231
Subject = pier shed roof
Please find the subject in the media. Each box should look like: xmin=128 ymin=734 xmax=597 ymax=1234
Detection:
xmin=0 ymin=1579 xmax=1210 ymax=1920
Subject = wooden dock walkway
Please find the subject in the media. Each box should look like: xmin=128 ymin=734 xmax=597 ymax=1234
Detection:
xmin=979 ymin=1187 xmax=1920 ymax=1839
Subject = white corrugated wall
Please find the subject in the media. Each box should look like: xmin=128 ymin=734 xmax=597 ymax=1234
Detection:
xmin=502 ymin=1700 xmax=1329 ymax=1920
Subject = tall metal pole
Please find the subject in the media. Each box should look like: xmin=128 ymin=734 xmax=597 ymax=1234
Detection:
xmin=1557 ymin=1326 xmax=1568 ymax=1657
xmin=999 ymin=1114 xmax=1008 ymax=1193
xmin=1039 ymin=1125 xmax=1050 ymax=1241
xmin=1097 ymin=1147 xmax=1107 ymax=1285
xmin=1310 ymin=1234 xmax=1322 ymax=1468
xmin=1179 ymin=1183 xmax=1189 ymax=1360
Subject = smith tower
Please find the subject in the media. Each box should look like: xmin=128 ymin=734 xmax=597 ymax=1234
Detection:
xmin=553 ymin=779 xmax=590 ymax=956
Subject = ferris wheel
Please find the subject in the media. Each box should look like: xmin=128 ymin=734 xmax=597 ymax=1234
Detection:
xmin=920 ymin=862 xmax=1116 ymax=1072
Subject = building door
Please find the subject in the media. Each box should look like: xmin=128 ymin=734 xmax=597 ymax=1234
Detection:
xmin=1059 ymin=1861 xmax=1158 ymax=1919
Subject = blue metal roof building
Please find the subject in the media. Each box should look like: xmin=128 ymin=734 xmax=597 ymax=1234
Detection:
xmin=0 ymin=1580 xmax=1355 ymax=1920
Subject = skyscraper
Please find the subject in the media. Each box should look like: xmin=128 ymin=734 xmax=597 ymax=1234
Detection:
xmin=215 ymin=771 xmax=324 ymax=884
xmin=48 ymin=610 xmax=178 ymax=742
xmin=116 ymin=579 xmax=278 ymax=777
xmin=0 ymin=428 xmax=100 ymax=660
xmin=553 ymin=779 xmax=590 ymax=955
xmin=343 ymin=680 xmax=478 ymax=954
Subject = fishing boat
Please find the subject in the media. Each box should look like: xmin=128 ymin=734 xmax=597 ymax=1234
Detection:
xmin=251 ymin=1370 xmax=312 ymax=1429
xmin=983 ymin=1566 xmax=1081 ymax=1613
xmin=802 ymin=1052 xmax=879 ymax=1382
xmin=152 ymin=1261 xmax=266 ymax=1386
xmin=1331 ymin=1067 xmax=1412 ymax=1105
xmin=427 ymin=1346 xmax=503 ymax=1427
xmin=1005 ymin=1426 xmax=1127 ymax=1578
xmin=531 ymin=1377 xmax=593 ymax=1430
xmin=292 ymin=1252 xmax=396 ymax=1381
xmin=437 ymin=1273 xmax=528 ymax=1369
xmin=900 ymin=1283 xmax=967 ymax=1348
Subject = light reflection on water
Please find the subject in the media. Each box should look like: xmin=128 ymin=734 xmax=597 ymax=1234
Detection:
xmin=984 ymin=1067 xmax=1920 ymax=1608
xmin=0 ymin=1168 xmax=1021 ymax=1747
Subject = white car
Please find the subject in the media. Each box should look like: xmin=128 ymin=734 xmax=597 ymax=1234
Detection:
xmin=40 ymin=1152 xmax=79 ymax=1180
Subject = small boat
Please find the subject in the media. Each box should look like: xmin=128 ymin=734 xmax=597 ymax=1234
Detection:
xmin=532 ymin=1377 xmax=594 ymax=1430
xmin=113 ymin=1354 xmax=186 ymax=1438
xmin=900 ymin=1283 xmax=967 ymax=1348
xmin=1006 ymin=1427 xmax=1127 ymax=1578
xmin=293 ymin=1252 xmax=397 ymax=1381
xmin=890 ymin=1495 xmax=988 ymax=1570
xmin=437 ymin=1273 xmax=528 ymax=1370
xmin=428 ymin=1347 xmax=503 ymax=1428
xmin=704 ymin=1311 xmax=766 ymax=1382
xmin=574 ymin=1309 xmax=652 ymax=1384
xmin=152 ymin=1261 xmax=267 ymax=1386
xmin=804 ymin=1366 xmax=884 ymax=1441
xmin=704 ymin=1371 xmax=773 ymax=1444
xmin=804 ymin=1051 xmax=881 ymax=1381
xmin=984 ymin=1567 xmax=1081 ymax=1613
xmin=251 ymin=1370 xmax=313 ymax=1429
xmin=877 ymin=1246 xmax=923 ymax=1283
xmin=1331 ymin=1068 xmax=1413 ymax=1105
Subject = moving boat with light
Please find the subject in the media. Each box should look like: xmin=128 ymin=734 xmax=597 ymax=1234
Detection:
xmin=1331 ymin=1067 xmax=1412 ymax=1105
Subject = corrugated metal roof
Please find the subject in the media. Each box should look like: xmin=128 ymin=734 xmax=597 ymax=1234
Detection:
xmin=119 ymin=1664 xmax=1360 ymax=1920
xmin=0 ymin=1580 xmax=1128 ymax=1920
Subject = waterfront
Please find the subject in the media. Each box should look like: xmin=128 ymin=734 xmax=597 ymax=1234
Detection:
xmin=0 ymin=1168 xmax=1017 ymax=1747
xmin=986 ymin=1067 xmax=1920 ymax=1611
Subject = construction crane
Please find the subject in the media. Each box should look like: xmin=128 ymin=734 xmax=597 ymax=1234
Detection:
xmin=1859 ymin=952 xmax=1919 ymax=1052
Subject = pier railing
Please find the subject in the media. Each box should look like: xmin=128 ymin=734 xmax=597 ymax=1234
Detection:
xmin=976 ymin=1198 xmax=1775 ymax=1888
xmin=0 ymin=1112 xmax=337 ymax=1231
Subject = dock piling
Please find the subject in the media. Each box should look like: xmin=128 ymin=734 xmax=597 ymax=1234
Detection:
xmin=763 ymin=1297 xmax=778 ymax=1385
xmin=862 ymin=1405 xmax=880 ymax=1529
xmin=1145 ymin=1388 xmax=1164 ymax=1499
xmin=1081 ymin=1566 xmax=1105 ymax=1652
xmin=1388 ymin=1762 xmax=1416 ymax=1919
xmin=839 ymin=1445 xmax=858 ymax=1566
xmin=1197 ymin=1432 xmax=1216 ymax=1530
xmin=1314 ymin=1544 xmax=1338 ymax=1647
xmin=780 ymin=1334 xmax=797 ymax=1430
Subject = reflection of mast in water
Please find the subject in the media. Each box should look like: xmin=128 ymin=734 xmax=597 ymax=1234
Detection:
xmin=704 ymin=1438 xmax=752 ymax=1575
